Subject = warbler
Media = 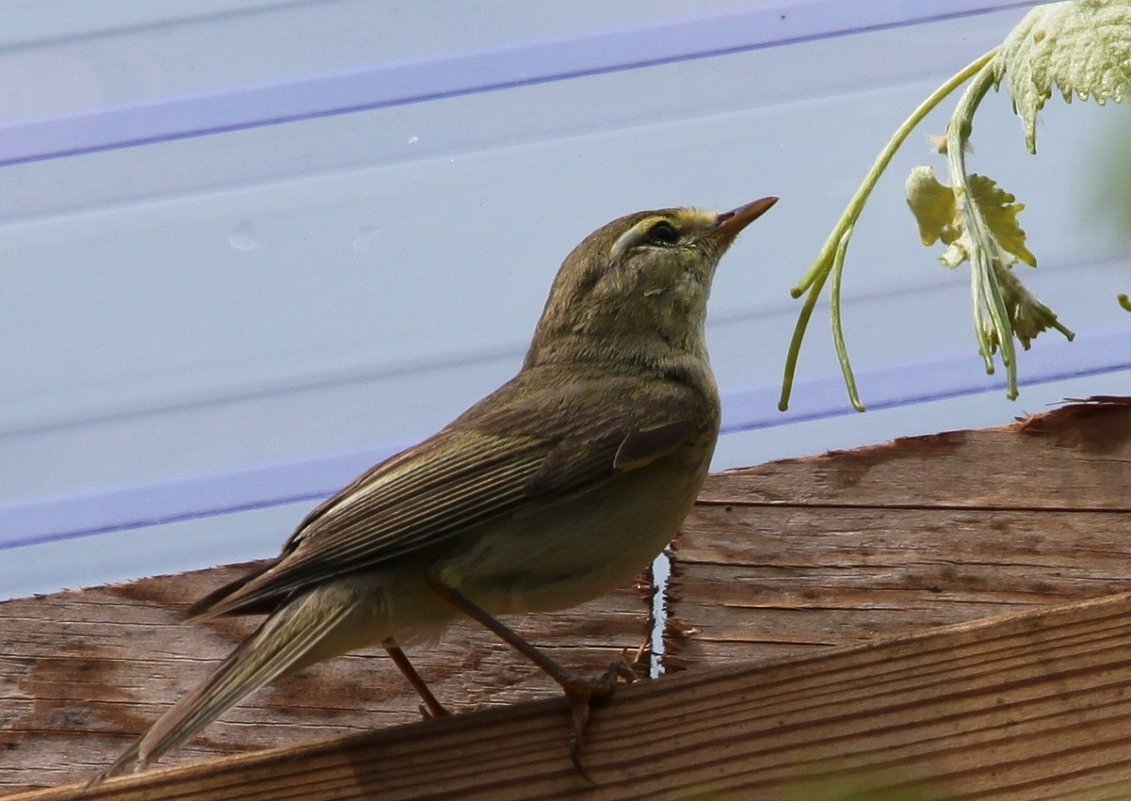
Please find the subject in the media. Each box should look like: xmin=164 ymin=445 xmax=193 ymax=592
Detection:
xmin=95 ymin=196 xmax=778 ymax=783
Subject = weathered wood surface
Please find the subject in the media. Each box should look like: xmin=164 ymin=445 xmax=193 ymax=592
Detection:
xmin=665 ymin=397 xmax=1131 ymax=669
xmin=0 ymin=567 xmax=652 ymax=793
xmin=13 ymin=589 xmax=1131 ymax=801
xmin=2 ymin=396 xmax=1130 ymax=798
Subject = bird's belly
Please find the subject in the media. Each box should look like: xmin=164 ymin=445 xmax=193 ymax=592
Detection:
xmin=444 ymin=453 xmax=711 ymax=614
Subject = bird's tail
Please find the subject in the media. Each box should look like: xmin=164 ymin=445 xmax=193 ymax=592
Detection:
xmin=91 ymin=587 xmax=365 ymax=785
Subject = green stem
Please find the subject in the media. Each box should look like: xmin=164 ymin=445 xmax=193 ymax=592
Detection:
xmin=778 ymin=269 xmax=830 ymax=411
xmin=791 ymin=48 xmax=997 ymax=298
xmin=830 ymin=227 xmax=864 ymax=411
xmin=780 ymin=48 xmax=997 ymax=411
xmin=945 ymin=58 xmax=1020 ymax=398
xmin=779 ymin=228 xmax=864 ymax=412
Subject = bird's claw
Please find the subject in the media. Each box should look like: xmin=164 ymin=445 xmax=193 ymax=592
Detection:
xmin=563 ymin=660 xmax=639 ymax=778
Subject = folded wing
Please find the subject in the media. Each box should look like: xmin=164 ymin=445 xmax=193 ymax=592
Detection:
xmin=192 ymin=370 xmax=712 ymax=618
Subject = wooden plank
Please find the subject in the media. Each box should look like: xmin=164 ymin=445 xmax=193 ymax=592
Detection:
xmin=5 ymin=397 xmax=1131 ymax=796
xmin=9 ymin=589 xmax=1131 ymax=801
xmin=697 ymin=397 xmax=1131 ymax=509
xmin=664 ymin=397 xmax=1131 ymax=670
xmin=0 ymin=563 xmax=653 ymax=794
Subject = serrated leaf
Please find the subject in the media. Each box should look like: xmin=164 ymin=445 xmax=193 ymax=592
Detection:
xmin=993 ymin=0 xmax=1131 ymax=152
xmin=905 ymin=163 xmax=1068 ymax=352
xmin=993 ymin=262 xmax=1075 ymax=350
xmin=968 ymin=174 xmax=1037 ymax=267
xmin=906 ymin=169 xmax=1036 ymax=267
xmin=905 ymin=166 xmax=961 ymax=245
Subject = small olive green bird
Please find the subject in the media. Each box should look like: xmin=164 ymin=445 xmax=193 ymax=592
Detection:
xmin=95 ymin=196 xmax=777 ymax=782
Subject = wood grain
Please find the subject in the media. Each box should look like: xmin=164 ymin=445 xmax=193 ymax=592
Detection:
xmin=0 ymin=563 xmax=653 ymax=793
xmin=696 ymin=398 xmax=1131 ymax=510
xmin=11 ymin=589 xmax=1131 ymax=801
xmin=664 ymin=397 xmax=1131 ymax=670
xmin=4 ymin=397 xmax=1131 ymax=798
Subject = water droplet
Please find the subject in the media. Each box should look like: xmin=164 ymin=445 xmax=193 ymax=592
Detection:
xmin=228 ymin=221 xmax=259 ymax=252
xmin=351 ymin=225 xmax=378 ymax=253
xmin=407 ymin=135 xmax=420 ymax=145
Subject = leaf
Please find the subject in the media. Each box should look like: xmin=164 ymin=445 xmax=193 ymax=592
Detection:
xmin=904 ymin=168 xmax=1035 ymax=267
xmin=993 ymin=0 xmax=1131 ymax=152
xmin=905 ymin=166 xmax=961 ymax=246
xmin=993 ymin=264 xmax=1074 ymax=350
xmin=905 ymin=166 xmax=1070 ymax=352
xmin=968 ymin=174 xmax=1037 ymax=267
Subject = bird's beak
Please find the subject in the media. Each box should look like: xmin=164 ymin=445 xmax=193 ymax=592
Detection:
xmin=714 ymin=196 xmax=779 ymax=242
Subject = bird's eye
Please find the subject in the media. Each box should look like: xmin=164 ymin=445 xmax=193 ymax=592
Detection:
xmin=647 ymin=221 xmax=680 ymax=245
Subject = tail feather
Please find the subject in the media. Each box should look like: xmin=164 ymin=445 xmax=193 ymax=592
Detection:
xmin=92 ymin=741 xmax=140 ymax=788
xmin=91 ymin=589 xmax=362 ymax=785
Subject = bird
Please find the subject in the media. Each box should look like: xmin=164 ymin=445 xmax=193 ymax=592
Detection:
xmin=94 ymin=195 xmax=778 ymax=783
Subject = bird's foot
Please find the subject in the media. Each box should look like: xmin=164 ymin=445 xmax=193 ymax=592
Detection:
xmin=563 ymin=660 xmax=638 ymax=778
xmin=416 ymin=702 xmax=452 ymax=721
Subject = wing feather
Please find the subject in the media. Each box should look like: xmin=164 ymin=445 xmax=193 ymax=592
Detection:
xmin=197 ymin=369 xmax=715 ymax=617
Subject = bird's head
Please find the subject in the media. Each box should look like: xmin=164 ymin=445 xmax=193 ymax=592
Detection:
xmin=526 ymin=197 xmax=777 ymax=368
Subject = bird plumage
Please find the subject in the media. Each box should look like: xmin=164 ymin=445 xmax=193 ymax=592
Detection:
xmin=94 ymin=197 xmax=777 ymax=782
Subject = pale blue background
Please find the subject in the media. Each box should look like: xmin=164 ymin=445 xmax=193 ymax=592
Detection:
xmin=2 ymin=0 xmax=1129 ymax=600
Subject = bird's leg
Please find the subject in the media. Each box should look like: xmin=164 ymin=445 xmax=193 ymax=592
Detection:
xmin=425 ymin=575 xmax=636 ymax=774
xmin=382 ymin=639 xmax=450 ymax=720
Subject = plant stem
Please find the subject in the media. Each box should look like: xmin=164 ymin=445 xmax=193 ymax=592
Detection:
xmin=780 ymin=48 xmax=997 ymax=411
xmin=830 ymin=227 xmax=863 ymax=411
xmin=778 ymin=270 xmax=829 ymax=411
xmin=945 ymin=58 xmax=1020 ymax=397
xmin=791 ymin=49 xmax=997 ymax=297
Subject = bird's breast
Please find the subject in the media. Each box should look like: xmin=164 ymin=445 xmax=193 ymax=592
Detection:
xmin=443 ymin=433 xmax=716 ymax=615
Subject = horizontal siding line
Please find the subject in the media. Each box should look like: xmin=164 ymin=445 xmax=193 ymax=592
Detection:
xmin=1 ymin=323 xmax=1127 ymax=552
xmin=0 ymin=0 xmax=1039 ymax=167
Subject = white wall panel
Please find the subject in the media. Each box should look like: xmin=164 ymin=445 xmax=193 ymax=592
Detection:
xmin=2 ymin=0 xmax=1128 ymax=598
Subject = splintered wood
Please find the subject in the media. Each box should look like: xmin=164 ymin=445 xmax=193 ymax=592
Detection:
xmin=2 ymin=397 xmax=1130 ymax=800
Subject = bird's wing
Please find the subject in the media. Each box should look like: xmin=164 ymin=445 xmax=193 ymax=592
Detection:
xmin=193 ymin=372 xmax=714 ymax=617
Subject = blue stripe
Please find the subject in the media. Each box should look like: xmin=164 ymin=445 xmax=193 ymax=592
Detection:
xmin=0 ymin=0 xmax=1041 ymax=167
xmin=2 ymin=325 xmax=1127 ymax=552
